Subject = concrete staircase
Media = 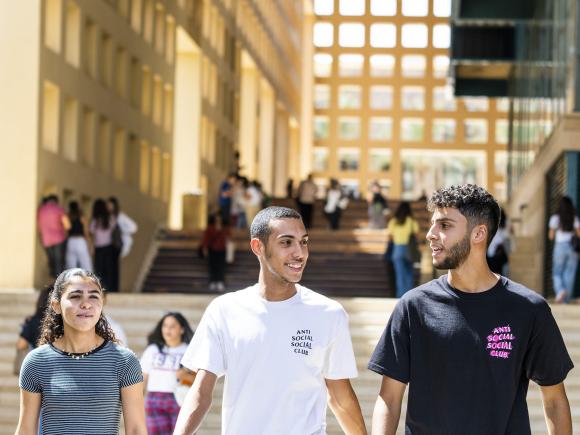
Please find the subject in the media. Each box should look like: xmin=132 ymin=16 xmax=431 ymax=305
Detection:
xmin=1 ymin=291 xmax=579 ymax=434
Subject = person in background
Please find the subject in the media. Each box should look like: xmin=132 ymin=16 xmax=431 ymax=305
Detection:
xmin=549 ymin=196 xmax=580 ymax=303
xmin=218 ymin=174 xmax=237 ymax=225
xmin=15 ymin=268 xmax=146 ymax=435
xmin=65 ymin=201 xmax=93 ymax=272
xmin=231 ymin=176 xmax=247 ymax=229
xmin=387 ymin=201 xmax=421 ymax=298
xmin=90 ymin=198 xmax=119 ymax=292
xmin=201 ymin=214 xmax=231 ymax=292
xmin=296 ymin=174 xmax=318 ymax=229
xmin=37 ymin=195 xmax=70 ymax=278
xmin=141 ymin=312 xmax=195 ymax=435
xmin=367 ymin=181 xmax=389 ymax=230
xmin=286 ymin=178 xmax=294 ymax=199
xmin=244 ymin=180 xmax=263 ymax=225
xmin=108 ymin=197 xmax=138 ymax=258
xmin=486 ymin=207 xmax=510 ymax=275
xmin=324 ymin=179 xmax=343 ymax=230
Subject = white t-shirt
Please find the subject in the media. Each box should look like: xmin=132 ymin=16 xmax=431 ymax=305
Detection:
xmin=181 ymin=284 xmax=358 ymax=435
xmin=549 ymin=214 xmax=580 ymax=243
xmin=141 ymin=343 xmax=188 ymax=393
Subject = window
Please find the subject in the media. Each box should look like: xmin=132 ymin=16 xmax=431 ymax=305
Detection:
xmin=100 ymin=34 xmax=114 ymax=88
xmin=131 ymin=0 xmax=143 ymax=33
xmin=314 ymin=53 xmax=333 ymax=77
xmin=314 ymin=85 xmax=331 ymax=109
xmin=98 ymin=117 xmax=111 ymax=173
xmin=163 ymin=85 xmax=174 ymax=132
xmin=433 ymin=86 xmax=456 ymax=111
xmin=462 ymin=97 xmax=489 ymax=112
xmin=496 ymin=98 xmax=510 ymax=112
xmin=371 ymin=0 xmax=396 ymax=16
xmin=403 ymin=0 xmax=428 ymax=16
xmin=370 ymin=24 xmax=396 ymax=48
xmin=401 ymin=86 xmax=425 ymax=110
xmin=369 ymin=149 xmax=392 ymax=172
xmin=338 ymin=85 xmax=362 ymax=109
xmin=401 ymin=24 xmax=428 ymax=48
xmin=313 ymin=22 xmax=333 ymax=47
xmin=402 ymin=55 xmax=426 ymax=78
xmin=113 ymin=129 xmax=126 ymax=181
xmin=42 ymin=81 xmax=60 ymax=153
xmin=141 ymin=66 xmax=152 ymax=116
xmin=81 ymin=107 xmax=96 ymax=167
xmin=84 ymin=20 xmax=98 ymax=79
xmin=63 ymin=96 xmax=78 ymax=161
xmin=432 ymin=119 xmax=456 ymax=143
xmin=130 ymin=57 xmax=141 ymax=108
xmin=314 ymin=0 xmax=333 ymax=15
xmin=464 ymin=119 xmax=488 ymax=143
xmin=65 ymin=1 xmax=81 ymax=67
xmin=433 ymin=56 xmax=449 ymax=79
xmin=433 ymin=24 xmax=450 ymax=48
xmin=339 ymin=0 xmax=364 ymax=16
xmin=115 ymin=47 xmax=128 ymax=98
xmin=338 ymin=117 xmax=361 ymax=140
xmin=338 ymin=54 xmax=364 ymax=76
xmin=401 ymin=118 xmax=424 ymax=141
xmin=139 ymin=141 xmax=150 ymax=193
xmin=45 ymin=0 xmax=62 ymax=53
xmin=338 ymin=148 xmax=360 ymax=171
xmin=370 ymin=86 xmax=393 ymax=110
xmin=369 ymin=117 xmax=393 ymax=141
xmin=339 ymin=23 xmax=365 ymax=47
xmin=314 ymin=116 xmax=330 ymax=139
xmin=434 ymin=0 xmax=452 ymax=17
xmin=495 ymin=120 xmax=509 ymax=144
xmin=312 ymin=148 xmax=329 ymax=171
xmin=370 ymin=55 xmax=395 ymax=77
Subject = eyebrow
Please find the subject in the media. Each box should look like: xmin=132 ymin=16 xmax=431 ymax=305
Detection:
xmin=276 ymin=233 xmax=309 ymax=240
xmin=68 ymin=289 xmax=102 ymax=295
xmin=431 ymin=217 xmax=456 ymax=224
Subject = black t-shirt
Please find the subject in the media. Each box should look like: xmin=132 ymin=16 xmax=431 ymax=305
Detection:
xmin=20 ymin=314 xmax=42 ymax=347
xmin=368 ymin=275 xmax=573 ymax=435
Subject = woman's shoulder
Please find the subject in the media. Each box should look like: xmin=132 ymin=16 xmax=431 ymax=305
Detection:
xmin=104 ymin=341 xmax=140 ymax=361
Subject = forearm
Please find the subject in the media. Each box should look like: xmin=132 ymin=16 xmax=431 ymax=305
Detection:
xmin=173 ymin=387 xmax=212 ymax=435
xmin=371 ymin=396 xmax=401 ymax=435
xmin=544 ymin=399 xmax=572 ymax=435
xmin=328 ymin=393 xmax=367 ymax=435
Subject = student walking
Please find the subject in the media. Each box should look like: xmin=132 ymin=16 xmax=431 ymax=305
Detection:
xmin=174 ymin=207 xmax=366 ymax=435
xmin=90 ymin=199 xmax=119 ymax=291
xmin=15 ymin=268 xmax=146 ymax=435
xmin=65 ymin=201 xmax=93 ymax=272
xmin=549 ymin=196 xmax=580 ymax=303
xmin=141 ymin=312 xmax=195 ymax=435
xmin=369 ymin=185 xmax=573 ymax=435
xmin=37 ymin=195 xmax=70 ymax=278
xmin=200 ymin=214 xmax=231 ymax=292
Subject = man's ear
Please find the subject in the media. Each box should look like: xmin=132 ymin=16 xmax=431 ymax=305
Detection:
xmin=250 ymin=238 xmax=264 ymax=257
xmin=51 ymin=298 xmax=61 ymax=315
xmin=472 ymin=224 xmax=488 ymax=245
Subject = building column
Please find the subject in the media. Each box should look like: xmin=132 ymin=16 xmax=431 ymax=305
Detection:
xmin=258 ymin=79 xmax=275 ymax=194
xmin=169 ymin=28 xmax=202 ymax=229
xmin=273 ymin=106 xmax=290 ymax=197
xmin=299 ymin=11 xmax=314 ymax=179
xmin=238 ymin=59 xmax=259 ymax=180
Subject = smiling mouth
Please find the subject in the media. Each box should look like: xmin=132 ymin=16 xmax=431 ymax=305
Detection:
xmin=431 ymin=246 xmax=443 ymax=256
xmin=286 ymin=263 xmax=303 ymax=272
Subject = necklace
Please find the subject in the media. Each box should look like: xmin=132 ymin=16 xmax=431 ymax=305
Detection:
xmin=60 ymin=342 xmax=101 ymax=360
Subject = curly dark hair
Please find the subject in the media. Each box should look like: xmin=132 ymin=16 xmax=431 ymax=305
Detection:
xmin=147 ymin=312 xmax=194 ymax=353
xmin=38 ymin=268 xmax=118 ymax=346
xmin=427 ymin=184 xmax=500 ymax=247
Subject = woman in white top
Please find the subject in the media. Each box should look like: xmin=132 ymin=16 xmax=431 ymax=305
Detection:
xmin=141 ymin=312 xmax=195 ymax=435
xmin=548 ymin=196 xmax=580 ymax=303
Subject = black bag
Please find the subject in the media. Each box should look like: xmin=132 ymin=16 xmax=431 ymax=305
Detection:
xmin=572 ymin=234 xmax=580 ymax=253
xmin=112 ymin=224 xmax=123 ymax=251
xmin=406 ymin=234 xmax=422 ymax=263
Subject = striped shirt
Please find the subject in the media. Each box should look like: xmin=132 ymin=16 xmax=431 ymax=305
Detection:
xmin=19 ymin=340 xmax=143 ymax=435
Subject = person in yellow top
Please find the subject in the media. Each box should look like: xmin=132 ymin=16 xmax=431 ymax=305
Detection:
xmin=387 ymin=202 xmax=421 ymax=297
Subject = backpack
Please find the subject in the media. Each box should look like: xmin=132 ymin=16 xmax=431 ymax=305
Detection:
xmin=112 ymin=224 xmax=123 ymax=251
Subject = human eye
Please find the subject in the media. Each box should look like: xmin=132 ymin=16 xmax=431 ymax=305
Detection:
xmin=301 ymin=239 xmax=309 ymax=246
xmin=280 ymin=239 xmax=291 ymax=247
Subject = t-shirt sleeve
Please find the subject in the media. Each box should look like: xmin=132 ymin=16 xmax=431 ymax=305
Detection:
xmin=119 ymin=351 xmax=144 ymax=388
xmin=323 ymin=308 xmax=358 ymax=380
xmin=180 ymin=300 xmax=226 ymax=377
xmin=368 ymin=300 xmax=411 ymax=384
xmin=139 ymin=344 xmax=155 ymax=374
xmin=524 ymin=301 xmax=574 ymax=386
xmin=20 ymin=317 xmax=39 ymax=347
xmin=574 ymin=216 xmax=580 ymax=229
xmin=19 ymin=351 xmax=42 ymax=393
xmin=548 ymin=215 xmax=559 ymax=230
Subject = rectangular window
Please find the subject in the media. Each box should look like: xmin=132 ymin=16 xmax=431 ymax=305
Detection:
xmin=495 ymin=120 xmax=509 ymax=144
xmin=370 ymin=24 xmax=396 ymax=48
xmin=339 ymin=54 xmax=364 ymax=77
xmin=314 ymin=0 xmax=333 ymax=15
xmin=139 ymin=141 xmax=150 ymax=193
xmin=339 ymin=23 xmax=365 ymax=47
xmin=433 ymin=86 xmax=456 ymax=111
xmin=339 ymin=0 xmax=365 ymax=15
xmin=338 ymin=148 xmax=360 ymax=171
xmin=65 ymin=1 xmax=81 ymax=67
xmin=401 ymin=118 xmax=424 ymax=141
xmin=81 ymin=107 xmax=96 ymax=167
xmin=402 ymin=0 xmax=428 ymax=16
xmin=433 ymin=0 xmax=452 ymax=17
xmin=314 ymin=22 xmax=333 ymax=47
xmin=369 ymin=148 xmax=392 ymax=172
xmin=432 ymin=119 xmax=456 ymax=143
xmin=433 ymin=24 xmax=451 ymax=48
xmin=84 ymin=20 xmax=98 ymax=79
xmin=153 ymin=76 xmax=163 ymax=125
xmin=338 ymin=85 xmax=362 ymax=109
xmin=115 ymin=47 xmax=128 ymax=98
xmin=402 ymin=55 xmax=426 ymax=78
xmin=113 ymin=129 xmax=126 ymax=181
xmin=130 ymin=57 xmax=141 ymax=108
xmin=370 ymin=86 xmax=393 ymax=110
xmin=370 ymin=55 xmax=395 ymax=77
xmin=42 ymin=81 xmax=60 ymax=153
xmin=338 ymin=117 xmax=361 ymax=140
xmin=100 ymin=33 xmax=114 ymax=88
xmin=44 ymin=0 xmax=62 ymax=53
xmin=314 ymin=85 xmax=331 ymax=109
xmin=312 ymin=148 xmax=329 ymax=172
xmin=63 ymin=96 xmax=78 ymax=161
xmin=464 ymin=119 xmax=488 ymax=143
xmin=494 ymin=151 xmax=508 ymax=177
xmin=369 ymin=117 xmax=393 ymax=141
xmin=401 ymin=86 xmax=425 ymax=110
xmin=314 ymin=116 xmax=330 ymax=140
xmin=432 ymin=55 xmax=449 ymax=79
xmin=496 ymin=98 xmax=510 ymax=112
xmin=462 ymin=97 xmax=489 ymax=112
xmin=98 ymin=117 xmax=111 ymax=173
xmin=314 ymin=53 xmax=333 ymax=77
xmin=401 ymin=24 xmax=428 ymax=48
xmin=163 ymin=85 xmax=174 ymax=132
xmin=371 ymin=0 xmax=396 ymax=16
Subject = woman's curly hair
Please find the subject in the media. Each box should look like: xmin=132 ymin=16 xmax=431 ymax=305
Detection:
xmin=38 ymin=268 xmax=118 ymax=346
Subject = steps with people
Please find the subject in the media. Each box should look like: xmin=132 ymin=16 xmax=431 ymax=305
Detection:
xmin=0 ymin=291 xmax=579 ymax=434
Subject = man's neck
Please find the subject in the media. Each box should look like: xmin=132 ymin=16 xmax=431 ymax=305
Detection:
xmin=258 ymin=274 xmax=297 ymax=301
xmin=447 ymin=254 xmax=500 ymax=293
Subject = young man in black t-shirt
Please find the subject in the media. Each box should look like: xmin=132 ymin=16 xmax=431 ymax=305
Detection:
xmin=368 ymin=184 xmax=573 ymax=435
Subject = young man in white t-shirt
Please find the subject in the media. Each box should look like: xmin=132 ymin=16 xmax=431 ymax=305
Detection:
xmin=174 ymin=207 xmax=366 ymax=435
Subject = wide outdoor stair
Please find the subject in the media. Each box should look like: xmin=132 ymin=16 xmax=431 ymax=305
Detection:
xmin=1 ymin=291 xmax=579 ymax=434
xmin=142 ymin=198 xmax=432 ymax=297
